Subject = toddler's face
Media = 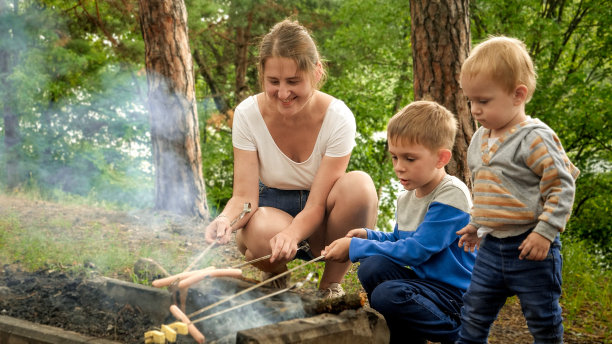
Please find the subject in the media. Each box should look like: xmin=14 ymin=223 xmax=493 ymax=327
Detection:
xmin=461 ymin=74 xmax=526 ymax=136
xmin=388 ymin=140 xmax=443 ymax=196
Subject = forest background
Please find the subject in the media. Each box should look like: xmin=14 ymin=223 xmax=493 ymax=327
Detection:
xmin=1 ymin=0 xmax=609 ymax=259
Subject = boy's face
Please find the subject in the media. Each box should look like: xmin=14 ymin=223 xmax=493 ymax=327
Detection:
xmin=461 ymin=73 xmax=527 ymax=136
xmin=388 ymin=140 xmax=446 ymax=197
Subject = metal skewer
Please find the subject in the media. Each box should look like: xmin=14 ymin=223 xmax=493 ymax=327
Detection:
xmin=188 ymin=272 xmax=316 ymax=325
xmin=183 ymin=202 xmax=252 ymax=273
xmin=188 ymin=254 xmax=325 ymax=318
xmin=230 ymin=243 xmax=310 ymax=269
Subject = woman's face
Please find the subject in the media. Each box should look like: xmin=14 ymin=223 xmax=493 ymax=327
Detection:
xmin=262 ymin=57 xmax=316 ymax=117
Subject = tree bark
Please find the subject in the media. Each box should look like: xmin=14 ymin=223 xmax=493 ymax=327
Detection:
xmin=410 ymin=0 xmax=475 ymax=189
xmin=138 ymin=0 xmax=208 ymax=218
xmin=1 ymin=0 xmax=20 ymax=191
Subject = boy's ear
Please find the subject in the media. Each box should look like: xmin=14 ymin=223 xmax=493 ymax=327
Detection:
xmin=436 ymin=149 xmax=452 ymax=168
xmin=513 ymin=85 xmax=528 ymax=105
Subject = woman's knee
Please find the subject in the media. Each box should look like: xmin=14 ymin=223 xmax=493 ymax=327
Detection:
xmin=328 ymin=171 xmax=378 ymax=227
xmin=333 ymin=171 xmax=377 ymax=200
xmin=239 ymin=207 xmax=291 ymax=253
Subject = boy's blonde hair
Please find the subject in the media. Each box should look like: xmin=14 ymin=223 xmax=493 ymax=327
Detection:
xmin=257 ymin=19 xmax=327 ymax=90
xmin=461 ymin=36 xmax=537 ymax=102
xmin=387 ymin=100 xmax=457 ymax=152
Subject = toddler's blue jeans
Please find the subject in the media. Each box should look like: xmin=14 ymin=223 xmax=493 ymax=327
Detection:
xmin=457 ymin=230 xmax=563 ymax=344
xmin=358 ymin=255 xmax=463 ymax=344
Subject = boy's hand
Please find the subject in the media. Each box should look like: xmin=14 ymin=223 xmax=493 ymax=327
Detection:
xmin=518 ymin=232 xmax=551 ymax=261
xmin=457 ymin=224 xmax=481 ymax=252
xmin=346 ymin=228 xmax=367 ymax=239
xmin=322 ymin=237 xmax=351 ymax=263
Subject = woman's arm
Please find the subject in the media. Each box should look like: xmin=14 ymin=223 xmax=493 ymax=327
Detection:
xmin=269 ymin=154 xmax=350 ymax=262
xmin=205 ymin=147 xmax=260 ymax=244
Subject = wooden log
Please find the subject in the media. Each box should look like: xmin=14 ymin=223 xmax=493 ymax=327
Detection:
xmin=303 ymin=293 xmax=366 ymax=314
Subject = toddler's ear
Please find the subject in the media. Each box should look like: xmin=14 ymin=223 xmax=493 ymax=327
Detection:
xmin=436 ymin=149 xmax=452 ymax=168
xmin=513 ymin=85 xmax=528 ymax=105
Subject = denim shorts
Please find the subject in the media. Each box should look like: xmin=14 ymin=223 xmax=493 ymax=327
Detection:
xmin=258 ymin=182 xmax=315 ymax=260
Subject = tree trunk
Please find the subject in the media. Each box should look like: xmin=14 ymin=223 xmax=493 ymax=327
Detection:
xmin=138 ymin=0 xmax=208 ymax=218
xmin=1 ymin=0 xmax=20 ymax=191
xmin=410 ymin=0 xmax=475 ymax=189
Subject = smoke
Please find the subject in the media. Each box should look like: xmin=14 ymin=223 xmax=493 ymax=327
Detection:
xmin=187 ymin=277 xmax=307 ymax=342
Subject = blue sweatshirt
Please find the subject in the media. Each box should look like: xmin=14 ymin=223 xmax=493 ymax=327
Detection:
xmin=349 ymin=175 xmax=476 ymax=291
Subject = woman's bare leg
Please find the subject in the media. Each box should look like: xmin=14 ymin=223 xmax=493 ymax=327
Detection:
xmin=236 ymin=207 xmax=292 ymax=273
xmin=310 ymin=171 xmax=379 ymax=289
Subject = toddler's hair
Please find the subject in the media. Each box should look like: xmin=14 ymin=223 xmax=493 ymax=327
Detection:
xmin=387 ymin=100 xmax=457 ymax=151
xmin=461 ymin=36 xmax=537 ymax=101
xmin=257 ymin=19 xmax=327 ymax=90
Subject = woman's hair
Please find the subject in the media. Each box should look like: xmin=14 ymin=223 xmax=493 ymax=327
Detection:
xmin=461 ymin=36 xmax=537 ymax=102
xmin=257 ymin=19 xmax=327 ymax=90
xmin=387 ymin=100 xmax=458 ymax=152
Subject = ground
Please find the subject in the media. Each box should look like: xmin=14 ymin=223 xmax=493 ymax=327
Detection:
xmin=0 ymin=194 xmax=604 ymax=343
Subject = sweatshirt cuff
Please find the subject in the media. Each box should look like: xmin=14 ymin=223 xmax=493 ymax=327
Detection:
xmin=469 ymin=221 xmax=482 ymax=229
xmin=533 ymin=221 xmax=559 ymax=242
xmin=348 ymin=237 xmax=366 ymax=263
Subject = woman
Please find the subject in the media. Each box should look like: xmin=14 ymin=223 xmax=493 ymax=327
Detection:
xmin=205 ymin=19 xmax=378 ymax=298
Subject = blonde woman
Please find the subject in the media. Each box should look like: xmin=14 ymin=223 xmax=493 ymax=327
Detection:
xmin=204 ymin=19 xmax=378 ymax=298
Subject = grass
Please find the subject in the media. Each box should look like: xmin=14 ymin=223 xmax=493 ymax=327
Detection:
xmin=0 ymin=192 xmax=610 ymax=341
xmin=560 ymin=239 xmax=612 ymax=340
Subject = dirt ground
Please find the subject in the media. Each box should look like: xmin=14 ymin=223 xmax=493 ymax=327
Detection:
xmin=0 ymin=194 xmax=605 ymax=343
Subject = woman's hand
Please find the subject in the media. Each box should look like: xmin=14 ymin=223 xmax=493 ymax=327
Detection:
xmin=204 ymin=216 xmax=232 ymax=244
xmin=269 ymin=230 xmax=300 ymax=263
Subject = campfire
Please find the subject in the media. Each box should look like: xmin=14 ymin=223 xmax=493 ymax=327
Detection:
xmin=144 ymin=237 xmax=368 ymax=344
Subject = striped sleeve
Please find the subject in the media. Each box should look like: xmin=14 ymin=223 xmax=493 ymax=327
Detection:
xmin=526 ymin=130 xmax=579 ymax=241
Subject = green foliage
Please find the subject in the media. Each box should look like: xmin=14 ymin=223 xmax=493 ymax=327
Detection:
xmin=561 ymin=239 xmax=611 ymax=331
xmin=1 ymin=0 xmax=153 ymax=208
xmin=567 ymin=172 xmax=612 ymax=258
xmin=321 ymin=0 xmax=412 ymax=230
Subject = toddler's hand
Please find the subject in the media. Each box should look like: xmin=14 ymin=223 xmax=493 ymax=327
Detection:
xmin=457 ymin=224 xmax=481 ymax=252
xmin=346 ymin=228 xmax=367 ymax=239
xmin=518 ymin=232 xmax=551 ymax=261
xmin=322 ymin=237 xmax=351 ymax=263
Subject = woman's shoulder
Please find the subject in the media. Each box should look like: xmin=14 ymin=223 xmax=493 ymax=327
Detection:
xmin=235 ymin=95 xmax=259 ymax=112
xmin=319 ymin=93 xmax=354 ymax=125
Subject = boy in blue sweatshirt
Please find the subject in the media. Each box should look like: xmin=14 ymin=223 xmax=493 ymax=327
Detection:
xmin=323 ymin=100 xmax=476 ymax=344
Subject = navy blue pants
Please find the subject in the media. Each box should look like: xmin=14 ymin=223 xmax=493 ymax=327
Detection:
xmin=457 ymin=231 xmax=563 ymax=344
xmin=358 ymin=255 xmax=464 ymax=344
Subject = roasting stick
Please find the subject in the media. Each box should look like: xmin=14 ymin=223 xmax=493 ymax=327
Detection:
xmin=182 ymin=202 xmax=252 ymax=273
xmin=164 ymin=270 xmax=315 ymax=344
xmin=187 ymin=254 xmax=326 ymax=319
xmin=230 ymin=244 xmax=310 ymax=269
xmin=190 ymin=272 xmax=316 ymax=325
